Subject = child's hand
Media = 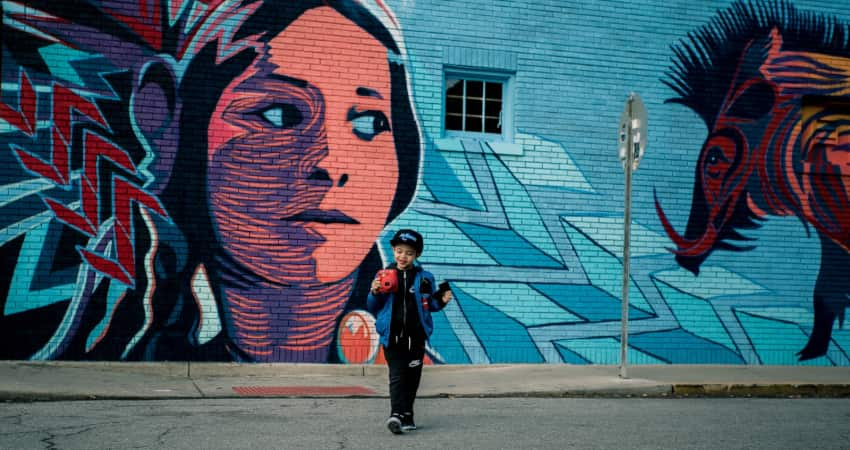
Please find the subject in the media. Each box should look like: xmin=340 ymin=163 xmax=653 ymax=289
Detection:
xmin=370 ymin=277 xmax=382 ymax=295
xmin=442 ymin=290 xmax=454 ymax=304
xmin=436 ymin=281 xmax=453 ymax=304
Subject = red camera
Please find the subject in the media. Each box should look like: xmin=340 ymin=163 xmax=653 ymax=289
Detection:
xmin=376 ymin=269 xmax=398 ymax=294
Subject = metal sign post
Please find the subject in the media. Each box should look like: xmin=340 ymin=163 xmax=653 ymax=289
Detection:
xmin=617 ymin=93 xmax=647 ymax=379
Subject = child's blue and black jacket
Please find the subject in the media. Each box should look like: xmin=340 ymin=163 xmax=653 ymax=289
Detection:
xmin=366 ymin=263 xmax=447 ymax=348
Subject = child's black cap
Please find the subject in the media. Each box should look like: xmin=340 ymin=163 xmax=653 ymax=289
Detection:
xmin=390 ymin=229 xmax=424 ymax=255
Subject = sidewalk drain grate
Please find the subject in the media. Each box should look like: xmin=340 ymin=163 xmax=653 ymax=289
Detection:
xmin=233 ymin=386 xmax=376 ymax=396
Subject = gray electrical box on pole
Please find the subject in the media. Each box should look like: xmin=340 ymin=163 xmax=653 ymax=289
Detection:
xmin=617 ymin=93 xmax=647 ymax=379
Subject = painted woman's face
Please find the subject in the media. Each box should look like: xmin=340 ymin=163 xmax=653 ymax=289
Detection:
xmin=207 ymin=7 xmax=399 ymax=284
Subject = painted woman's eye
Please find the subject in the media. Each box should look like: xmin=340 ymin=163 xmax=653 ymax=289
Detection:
xmin=348 ymin=110 xmax=391 ymax=141
xmin=258 ymin=103 xmax=303 ymax=129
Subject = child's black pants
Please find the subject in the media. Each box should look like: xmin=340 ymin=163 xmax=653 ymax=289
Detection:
xmin=384 ymin=342 xmax=425 ymax=416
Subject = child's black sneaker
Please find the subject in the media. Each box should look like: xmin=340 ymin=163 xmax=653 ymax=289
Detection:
xmin=401 ymin=413 xmax=417 ymax=432
xmin=386 ymin=413 xmax=404 ymax=434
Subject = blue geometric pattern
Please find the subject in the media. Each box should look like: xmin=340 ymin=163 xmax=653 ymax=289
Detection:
xmin=561 ymin=218 xmax=653 ymax=312
xmin=38 ymin=44 xmax=92 ymax=87
xmin=452 ymin=282 xmax=581 ymax=327
xmin=532 ymin=283 xmax=652 ymax=322
xmin=654 ymin=280 xmax=736 ymax=350
xmin=428 ymin=309 xmax=472 ymax=364
xmin=425 ymin=149 xmax=485 ymax=211
xmin=455 ymin=222 xmax=563 ymax=268
xmin=734 ymin=310 xmax=832 ymax=366
xmin=554 ymin=337 xmax=666 ymax=365
xmin=735 ymin=307 xmax=813 ymax=325
xmin=561 ymin=215 xmax=672 ymax=258
xmin=454 ymin=287 xmax=544 ymax=363
xmin=555 ymin=344 xmax=591 ymax=364
xmin=653 ymin=266 xmax=768 ymax=299
xmin=485 ymin=152 xmax=564 ymax=264
xmin=501 ymin=133 xmax=594 ymax=192
xmin=833 ymin=329 xmax=850 ymax=361
xmin=5 ymin=221 xmax=76 ymax=315
xmin=629 ymin=329 xmax=745 ymax=364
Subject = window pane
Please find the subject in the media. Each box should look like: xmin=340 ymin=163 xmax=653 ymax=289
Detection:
xmin=466 ymin=80 xmax=483 ymax=98
xmin=444 ymin=75 xmax=508 ymax=135
xmin=446 ymin=113 xmax=463 ymax=131
xmin=465 ymin=115 xmax=483 ymax=132
xmin=446 ymin=96 xmax=463 ymax=115
xmin=446 ymin=79 xmax=463 ymax=97
xmin=485 ymin=117 xmax=501 ymax=134
xmin=486 ymin=82 xmax=503 ymax=101
xmin=485 ymin=99 xmax=502 ymax=117
xmin=467 ymin=98 xmax=483 ymax=117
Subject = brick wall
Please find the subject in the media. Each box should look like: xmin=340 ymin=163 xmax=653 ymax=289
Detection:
xmin=1 ymin=0 xmax=848 ymax=365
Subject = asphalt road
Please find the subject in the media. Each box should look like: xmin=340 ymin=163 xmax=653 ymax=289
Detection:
xmin=1 ymin=398 xmax=849 ymax=449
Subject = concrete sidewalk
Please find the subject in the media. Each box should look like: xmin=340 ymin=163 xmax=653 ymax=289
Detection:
xmin=1 ymin=361 xmax=849 ymax=402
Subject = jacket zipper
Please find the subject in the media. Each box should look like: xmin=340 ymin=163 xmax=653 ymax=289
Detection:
xmin=402 ymin=270 xmax=408 ymax=339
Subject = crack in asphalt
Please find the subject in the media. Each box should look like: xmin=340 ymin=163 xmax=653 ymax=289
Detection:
xmin=39 ymin=425 xmax=96 ymax=449
xmin=156 ymin=424 xmax=180 ymax=446
xmin=39 ymin=429 xmax=57 ymax=450
xmin=29 ymin=421 xmax=124 ymax=449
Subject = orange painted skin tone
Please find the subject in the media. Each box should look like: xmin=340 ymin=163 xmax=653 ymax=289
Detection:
xmin=207 ymin=6 xmax=399 ymax=286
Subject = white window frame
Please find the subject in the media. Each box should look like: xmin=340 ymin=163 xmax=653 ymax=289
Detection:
xmin=443 ymin=67 xmax=514 ymax=143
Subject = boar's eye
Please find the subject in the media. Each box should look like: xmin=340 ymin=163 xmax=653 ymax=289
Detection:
xmin=706 ymin=147 xmax=728 ymax=166
xmin=701 ymin=128 xmax=744 ymax=181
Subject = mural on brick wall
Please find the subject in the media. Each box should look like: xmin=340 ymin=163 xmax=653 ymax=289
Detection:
xmin=2 ymin=0 xmax=848 ymax=365
xmin=655 ymin=0 xmax=850 ymax=361
xmin=0 ymin=0 xmax=421 ymax=362
xmin=400 ymin=0 xmax=849 ymax=366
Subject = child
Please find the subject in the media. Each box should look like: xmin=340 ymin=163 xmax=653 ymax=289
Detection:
xmin=366 ymin=229 xmax=453 ymax=434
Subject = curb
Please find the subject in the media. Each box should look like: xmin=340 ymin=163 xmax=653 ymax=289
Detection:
xmin=9 ymin=384 xmax=850 ymax=403
xmin=0 ymin=392 xmax=199 ymax=402
xmin=672 ymin=384 xmax=850 ymax=397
